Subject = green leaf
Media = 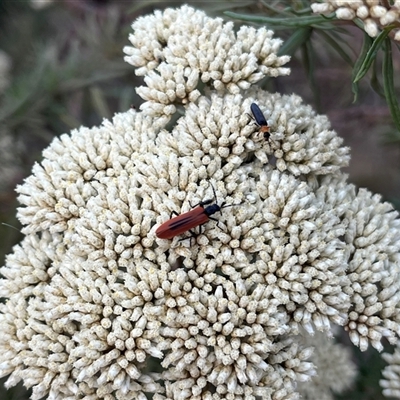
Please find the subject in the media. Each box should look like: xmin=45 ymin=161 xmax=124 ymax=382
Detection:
xmin=278 ymin=27 xmax=312 ymax=56
xmin=259 ymin=0 xmax=294 ymax=16
xmin=382 ymin=38 xmax=400 ymax=133
xmin=302 ymin=38 xmax=321 ymax=111
xmin=370 ymin=58 xmax=385 ymax=97
xmin=90 ymin=86 xmax=111 ymax=120
xmin=224 ymin=11 xmax=336 ymax=29
xmin=317 ymin=29 xmax=353 ymax=66
xmin=352 ymin=32 xmax=373 ymax=102
xmin=353 ymin=26 xmax=394 ymax=83
xmin=383 ymin=128 xmax=400 ymax=144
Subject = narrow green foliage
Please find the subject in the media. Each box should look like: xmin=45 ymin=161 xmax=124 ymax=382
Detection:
xmin=370 ymin=60 xmax=385 ymax=98
xmin=302 ymin=38 xmax=321 ymax=111
xmin=259 ymin=0 xmax=294 ymax=16
xmin=317 ymin=29 xmax=353 ymax=66
xmin=353 ymin=27 xmax=394 ymax=84
xmin=224 ymin=11 xmax=336 ymax=29
xmin=383 ymin=38 xmax=400 ymax=133
xmin=383 ymin=129 xmax=400 ymax=144
xmin=352 ymin=32 xmax=373 ymax=102
xmin=90 ymin=86 xmax=112 ymax=120
xmin=278 ymin=27 xmax=312 ymax=56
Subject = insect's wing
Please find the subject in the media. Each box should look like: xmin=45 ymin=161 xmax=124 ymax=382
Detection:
xmin=156 ymin=207 xmax=209 ymax=239
xmin=250 ymin=103 xmax=268 ymax=126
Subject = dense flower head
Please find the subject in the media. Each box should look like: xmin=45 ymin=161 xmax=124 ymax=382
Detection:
xmin=343 ymin=189 xmax=400 ymax=351
xmin=311 ymin=0 xmax=400 ymax=41
xmin=1 ymin=4 xmax=400 ymax=400
xmin=0 ymin=93 xmax=385 ymax=399
xmin=381 ymin=340 xmax=400 ymax=398
xmin=123 ymin=4 xmax=290 ymax=117
xmin=297 ymin=330 xmax=357 ymax=399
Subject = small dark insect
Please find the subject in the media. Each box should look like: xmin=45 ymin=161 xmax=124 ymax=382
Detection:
xmin=250 ymin=103 xmax=270 ymax=141
xmin=156 ymin=184 xmax=240 ymax=240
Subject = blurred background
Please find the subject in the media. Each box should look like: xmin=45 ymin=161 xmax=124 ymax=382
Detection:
xmin=0 ymin=0 xmax=399 ymax=399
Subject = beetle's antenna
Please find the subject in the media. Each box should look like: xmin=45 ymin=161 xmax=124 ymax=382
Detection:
xmin=208 ymin=181 xmax=218 ymax=203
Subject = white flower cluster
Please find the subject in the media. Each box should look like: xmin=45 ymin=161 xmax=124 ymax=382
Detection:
xmin=381 ymin=340 xmax=400 ymax=398
xmin=311 ymin=0 xmax=400 ymax=41
xmin=123 ymin=5 xmax=290 ymax=118
xmin=1 ymin=4 xmax=400 ymax=400
xmin=297 ymin=330 xmax=357 ymax=399
xmin=343 ymin=189 xmax=400 ymax=352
